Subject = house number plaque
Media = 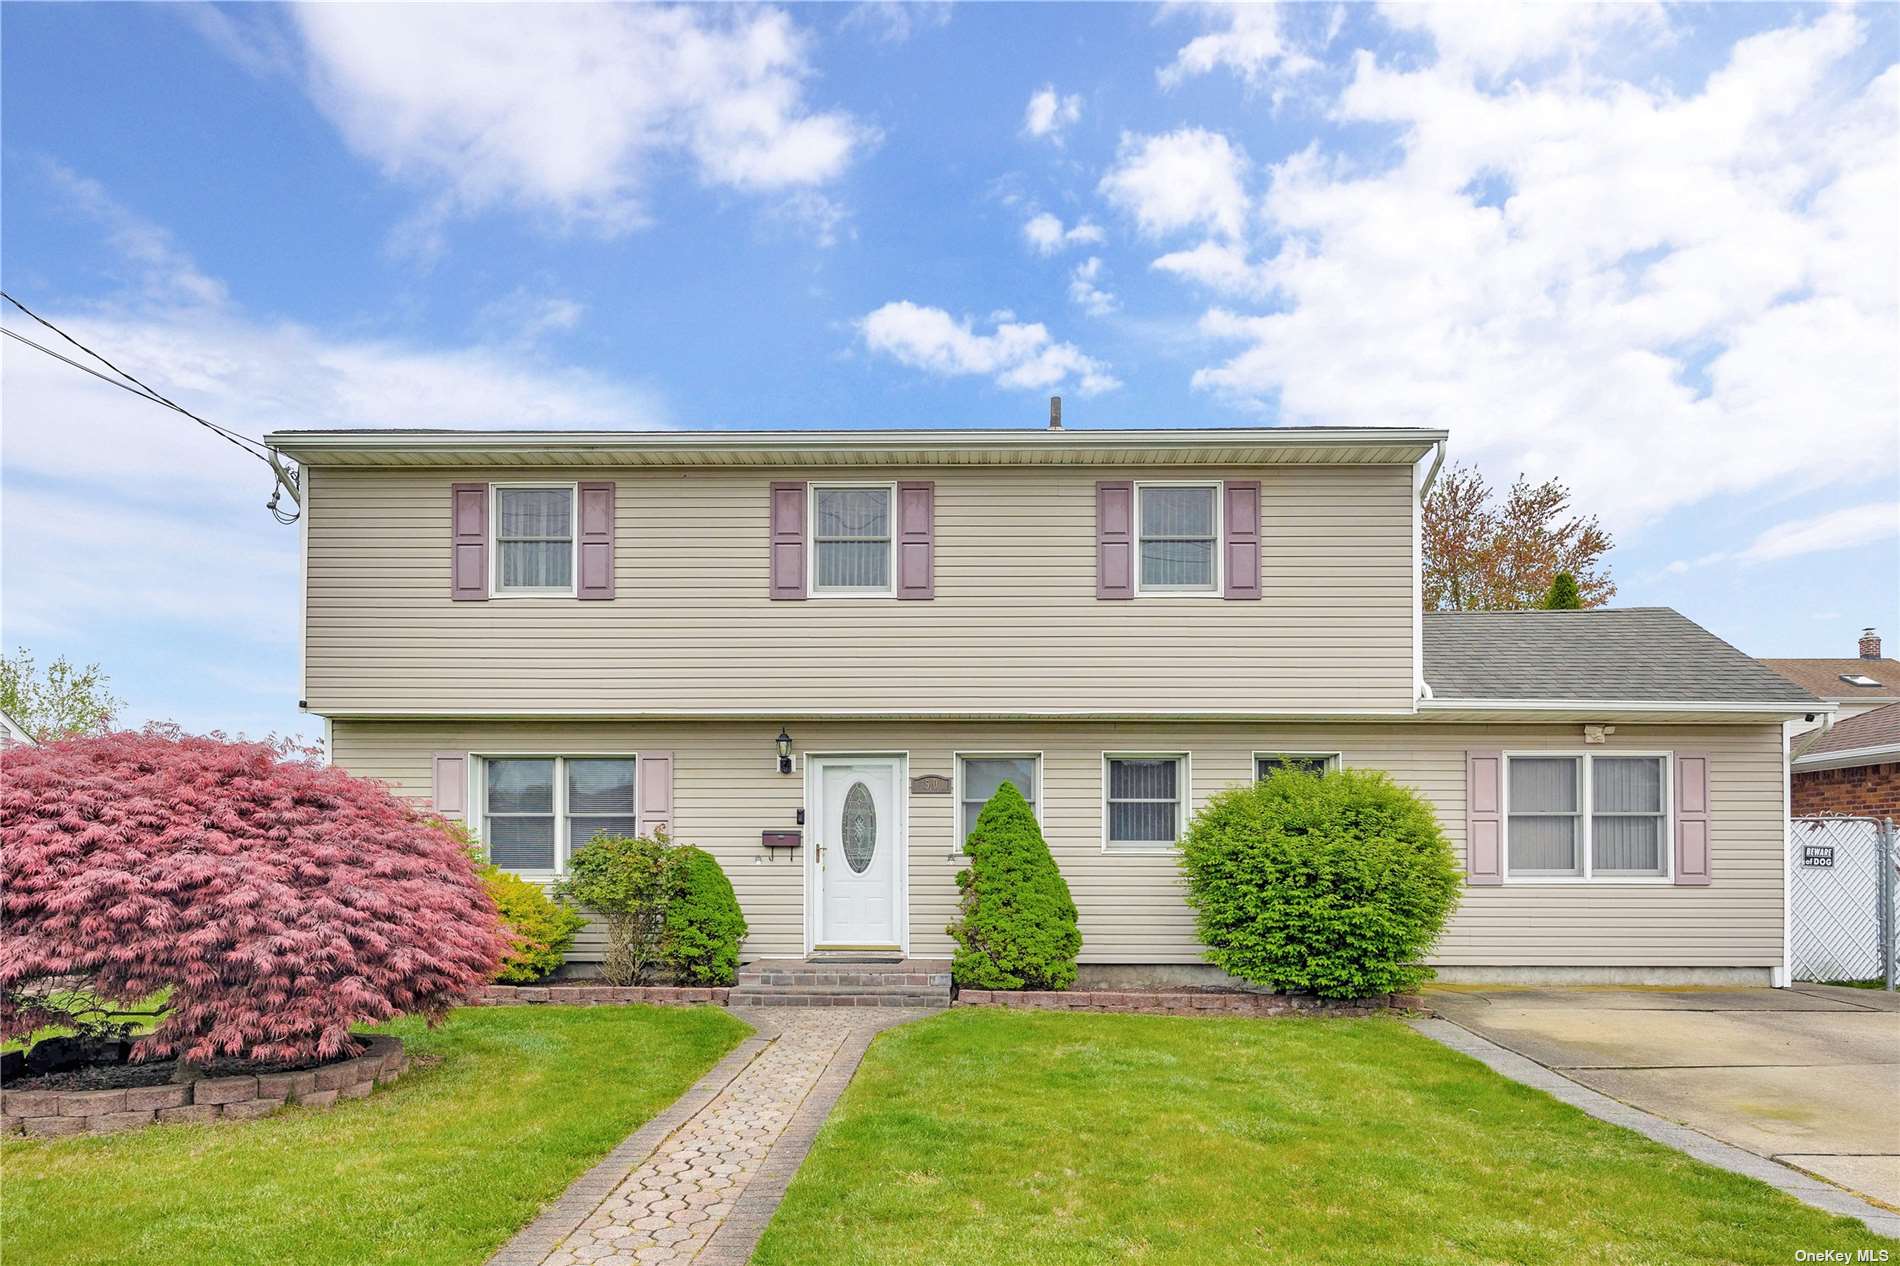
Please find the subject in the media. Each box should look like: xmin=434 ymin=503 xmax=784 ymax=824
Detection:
xmin=910 ymin=774 xmax=952 ymax=795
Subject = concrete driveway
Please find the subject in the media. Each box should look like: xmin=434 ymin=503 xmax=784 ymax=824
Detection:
xmin=1427 ymin=984 xmax=1900 ymax=1209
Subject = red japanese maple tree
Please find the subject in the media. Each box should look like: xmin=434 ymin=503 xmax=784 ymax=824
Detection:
xmin=0 ymin=729 xmax=506 ymax=1065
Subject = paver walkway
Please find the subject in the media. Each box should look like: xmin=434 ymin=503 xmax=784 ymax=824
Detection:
xmin=488 ymin=1007 xmax=927 ymax=1266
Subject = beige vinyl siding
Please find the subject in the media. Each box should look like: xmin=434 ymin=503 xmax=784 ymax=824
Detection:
xmin=305 ymin=464 xmax=1417 ymax=716
xmin=333 ymin=718 xmax=1786 ymax=972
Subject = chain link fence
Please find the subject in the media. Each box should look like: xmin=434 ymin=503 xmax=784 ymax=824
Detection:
xmin=1788 ymin=815 xmax=1898 ymax=988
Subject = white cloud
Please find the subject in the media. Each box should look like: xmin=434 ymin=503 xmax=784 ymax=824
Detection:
xmin=1099 ymin=128 xmax=1250 ymax=241
xmin=1023 ymin=86 xmax=1084 ymax=141
xmin=1176 ymin=12 xmax=1899 ymax=528
xmin=839 ymin=1 xmax=952 ymax=44
xmin=1380 ymin=1 xmax=1669 ymax=76
xmin=859 ymin=301 xmax=1120 ymax=394
xmin=1738 ymin=503 xmax=1900 ymax=564
xmin=1152 ymin=239 xmax=1272 ymax=298
xmin=1160 ymin=3 xmax=1319 ymax=89
xmin=0 ymin=176 xmax=665 ymax=734
xmin=286 ymin=5 xmax=869 ymax=236
xmin=1068 ymin=257 xmax=1118 ymax=316
xmin=1022 ymin=212 xmax=1106 ymax=256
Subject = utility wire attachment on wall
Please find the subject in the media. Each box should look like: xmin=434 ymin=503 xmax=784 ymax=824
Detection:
xmin=0 ymin=290 xmax=302 ymax=525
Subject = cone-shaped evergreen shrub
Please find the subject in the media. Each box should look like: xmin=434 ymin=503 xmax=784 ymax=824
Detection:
xmin=947 ymin=780 xmax=1080 ymax=989
xmin=1179 ymin=766 xmax=1460 ymax=998
xmin=665 ymin=845 xmax=748 ymax=986
xmin=1542 ymin=572 xmax=1583 ymax=609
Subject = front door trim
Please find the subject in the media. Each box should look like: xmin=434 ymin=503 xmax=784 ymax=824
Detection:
xmin=803 ymin=752 xmax=910 ymax=957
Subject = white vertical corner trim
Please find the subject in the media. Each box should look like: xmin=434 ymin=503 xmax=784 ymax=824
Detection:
xmin=298 ymin=464 xmax=311 ymax=709
xmin=1776 ymin=724 xmax=1792 ymax=988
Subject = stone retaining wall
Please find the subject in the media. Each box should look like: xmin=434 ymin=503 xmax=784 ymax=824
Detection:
xmin=1 ymin=1035 xmax=407 ymax=1138
xmin=474 ymin=985 xmax=729 ymax=1006
xmin=954 ymin=989 xmax=1427 ymax=1017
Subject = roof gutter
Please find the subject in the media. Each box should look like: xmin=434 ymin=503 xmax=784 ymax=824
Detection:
xmin=1419 ymin=697 xmax=1833 ymax=717
xmin=264 ymin=426 xmax=1450 ymax=460
xmin=1791 ymin=741 xmax=1900 ymax=771
xmin=1418 ymin=437 xmax=1447 ymax=502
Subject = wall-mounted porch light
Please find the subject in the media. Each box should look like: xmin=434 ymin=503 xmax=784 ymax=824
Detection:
xmin=776 ymin=726 xmax=794 ymax=775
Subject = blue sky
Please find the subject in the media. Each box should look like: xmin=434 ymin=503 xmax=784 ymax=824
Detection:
xmin=2 ymin=2 xmax=1896 ymax=741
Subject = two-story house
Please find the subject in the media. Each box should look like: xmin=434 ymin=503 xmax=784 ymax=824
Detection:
xmin=268 ymin=424 xmax=1822 ymax=987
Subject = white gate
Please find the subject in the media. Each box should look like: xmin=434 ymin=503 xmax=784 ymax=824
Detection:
xmin=1788 ymin=816 xmax=1898 ymax=986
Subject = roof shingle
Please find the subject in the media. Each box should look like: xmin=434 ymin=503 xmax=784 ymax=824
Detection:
xmin=1758 ymin=658 xmax=1900 ymax=701
xmin=1793 ymin=701 xmax=1900 ymax=763
xmin=1422 ymin=608 xmax=1819 ymax=705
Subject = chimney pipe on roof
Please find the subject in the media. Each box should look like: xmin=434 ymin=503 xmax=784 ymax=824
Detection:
xmin=1860 ymin=627 xmax=1882 ymax=659
xmin=1048 ymin=396 xmax=1063 ymax=430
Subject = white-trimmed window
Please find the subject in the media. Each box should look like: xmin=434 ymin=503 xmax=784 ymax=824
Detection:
xmin=811 ymin=484 xmax=894 ymax=596
xmin=1104 ymin=754 xmax=1187 ymax=850
xmin=1256 ymin=752 xmax=1340 ymax=780
xmin=1505 ymin=753 xmax=1669 ymax=880
xmin=493 ymin=485 xmax=576 ymax=595
xmin=956 ymin=753 xmax=1040 ymax=849
xmin=1136 ymin=483 xmax=1219 ymax=594
xmin=483 ymin=756 xmax=637 ymax=875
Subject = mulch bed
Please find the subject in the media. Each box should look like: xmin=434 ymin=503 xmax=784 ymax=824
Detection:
xmin=5 ymin=1051 xmax=334 ymax=1093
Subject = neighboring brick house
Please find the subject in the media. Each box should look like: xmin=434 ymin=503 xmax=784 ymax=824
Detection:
xmin=1790 ymin=701 xmax=1900 ymax=819
xmin=1762 ymin=628 xmax=1899 ymax=745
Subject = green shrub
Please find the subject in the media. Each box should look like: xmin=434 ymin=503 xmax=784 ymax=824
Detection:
xmin=554 ymin=834 xmax=679 ymax=986
xmin=665 ymin=846 xmax=748 ymax=986
xmin=481 ymin=865 xmax=589 ymax=983
xmin=1542 ymin=572 xmax=1583 ymax=609
xmin=946 ymin=781 xmax=1081 ymax=990
xmin=1179 ymin=766 xmax=1460 ymax=998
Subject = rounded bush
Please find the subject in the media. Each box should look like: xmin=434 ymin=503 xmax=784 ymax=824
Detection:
xmin=947 ymin=781 xmax=1081 ymax=990
xmin=0 ymin=730 xmax=507 ymax=1065
xmin=664 ymin=846 xmax=747 ymax=986
xmin=482 ymin=865 xmax=589 ymax=984
xmin=555 ymin=834 xmax=675 ymax=986
xmin=1179 ymin=767 xmax=1460 ymax=999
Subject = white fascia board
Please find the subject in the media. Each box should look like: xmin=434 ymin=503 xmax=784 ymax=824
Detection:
xmin=1791 ymin=742 xmax=1900 ymax=771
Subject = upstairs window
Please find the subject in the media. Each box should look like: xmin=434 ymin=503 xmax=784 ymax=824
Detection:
xmin=1256 ymin=753 xmax=1340 ymax=780
xmin=812 ymin=485 xmax=893 ymax=596
xmin=1137 ymin=484 xmax=1219 ymax=594
xmin=1105 ymin=754 xmax=1187 ymax=850
xmin=1505 ymin=753 xmax=1669 ymax=880
xmin=494 ymin=486 xmax=574 ymax=594
xmin=483 ymin=755 xmax=636 ymax=875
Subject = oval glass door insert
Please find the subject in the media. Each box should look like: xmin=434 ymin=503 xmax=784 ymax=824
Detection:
xmin=840 ymin=781 xmax=877 ymax=873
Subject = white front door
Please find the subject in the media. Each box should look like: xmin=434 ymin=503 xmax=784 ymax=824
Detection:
xmin=810 ymin=757 xmax=903 ymax=949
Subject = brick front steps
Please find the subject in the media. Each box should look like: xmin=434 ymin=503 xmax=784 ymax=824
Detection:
xmin=955 ymin=989 xmax=1429 ymax=1018
xmin=728 ymin=960 xmax=953 ymax=1009
xmin=1 ymin=1034 xmax=408 ymax=1138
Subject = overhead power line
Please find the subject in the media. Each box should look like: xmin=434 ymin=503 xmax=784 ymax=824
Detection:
xmin=0 ymin=290 xmax=300 ymax=524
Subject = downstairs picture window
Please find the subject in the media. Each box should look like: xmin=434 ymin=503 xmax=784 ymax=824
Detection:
xmin=1505 ymin=753 xmax=1668 ymax=879
xmin=483 ymin=756 xmax=637 ymax=875
xmin=1256 ymin=753 xmax=1340 ymax=780
xmin=957 ymin=754 xmax=1040 ymax=849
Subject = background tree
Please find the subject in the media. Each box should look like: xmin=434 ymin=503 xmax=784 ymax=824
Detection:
xmin=1542 ymin=572 xmax=1583 ymax=609
xmin=0 ymin=648 xmax=122 ymax=741
xmin=1422 ymin=465 xmax=1615 ymax=610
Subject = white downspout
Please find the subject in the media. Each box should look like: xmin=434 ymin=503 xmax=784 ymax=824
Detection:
xmin=1413 ymin=439 xmax=1446 ymax=706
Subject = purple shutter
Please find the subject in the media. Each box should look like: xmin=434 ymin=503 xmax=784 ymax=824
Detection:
xmin=1097 ymin=481 xmax=1134 ymax=600
xmin=576 ymin=481 xmax=615 ymax=600
xmin=1466 ymin=751 xmax=1503 ymax=885
xmin=638 ymin=752 xmax=673 ymax=839
xmin=769 ymin=482 xmax=807 ymax=600
xmin=896 ymin=481 xmax=934 ymax=600
xmin=1674 ymin=753 xmax=1712 ymax=885
xmin=451 ymin=483 xmax=488 ymax=601
xmin=1223 ymin=480 xmax=1261 ymax=600
xmin=432 ymin=752 xmax=468 ymax=821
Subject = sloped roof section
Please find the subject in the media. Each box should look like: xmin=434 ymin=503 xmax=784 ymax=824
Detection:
xmin=1759 ymin=658 xmax=1900 ymax=702
xmin=1423 ymin=608 xmax=1820 ymax=705
xmin=1793 ymin=701 xmax=1900 ymax=765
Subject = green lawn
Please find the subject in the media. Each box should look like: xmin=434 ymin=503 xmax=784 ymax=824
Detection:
xmin=753 ymin=1009 xmax=1896 ymax=1266
xmin=3 ymin=1004 xmax=747 ymax=1266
